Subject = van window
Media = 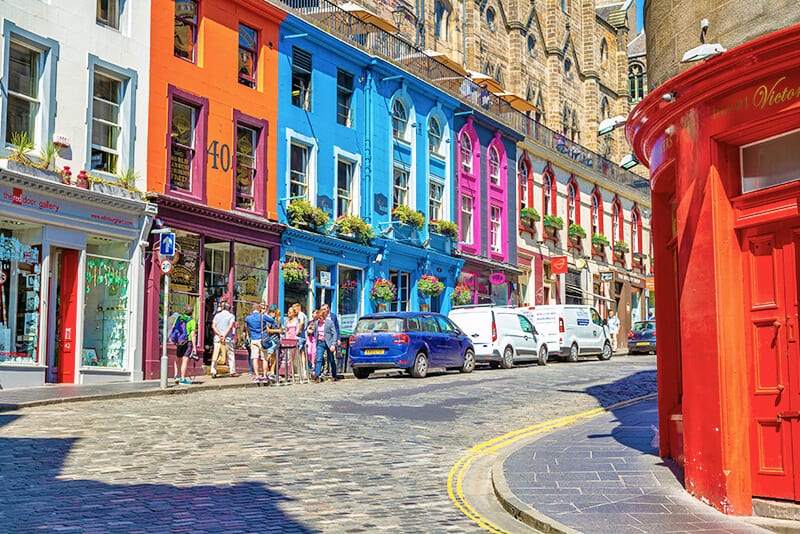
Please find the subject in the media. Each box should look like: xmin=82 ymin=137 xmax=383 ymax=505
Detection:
xmin=517 ymin=314 xmax=535 ymax=334
xmin=419 ymin=316 xmax=439 ymax=333
xmin=590 ymin=308 xmax=603 ymax=326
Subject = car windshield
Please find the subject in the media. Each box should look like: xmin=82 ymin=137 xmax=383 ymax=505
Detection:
xmin=354 ymin=317 xmax=405 ymax=333
xmin=632 ymin=321 xmax=655 ymax=332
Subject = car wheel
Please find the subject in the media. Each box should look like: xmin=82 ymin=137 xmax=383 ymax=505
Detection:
xmin=568 ymin=343 xmax=579 ymax=362
xmin=501 ymin=346 xmax=514 ymax=369
xmin=353 ymin=368 xmax=372 ymax=379
xmin=460 ymin=349 xmax=476 ymax=373
xmin=598 ymin=342 xmax=613 ymax=361
xmin=537 ymin=345 xmax=548 ymax=366
xmin=411 ymin=352 xmax=428 ymax=378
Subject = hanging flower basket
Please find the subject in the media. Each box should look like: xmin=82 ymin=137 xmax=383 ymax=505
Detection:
xmin=417 ymin=275 xmax=444 ymax=297
xmin=281 ymin=261 xmax=308 ymax=284
xmin=370 ymin=278 xmax=397 ymax=302
xmin=450 ymin=284 xmax=473 ymax=306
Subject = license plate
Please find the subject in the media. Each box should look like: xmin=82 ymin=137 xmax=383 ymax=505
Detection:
xmin=364 ymin=349 xmax=385 ymax=355
xmin=636 ymin=341 xmax=650 ymax=346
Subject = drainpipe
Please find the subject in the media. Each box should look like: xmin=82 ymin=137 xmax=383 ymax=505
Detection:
xmin=363 ymin=64 xmax=374 ymax=222
xmin=461 ymin=0 xmax=467 ymax=68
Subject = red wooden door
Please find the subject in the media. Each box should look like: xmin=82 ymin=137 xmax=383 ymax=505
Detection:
xmin=743 ymin=224 xmax=800 ymax=500
xmin=56 ymin=250 xmax=79 ymax=384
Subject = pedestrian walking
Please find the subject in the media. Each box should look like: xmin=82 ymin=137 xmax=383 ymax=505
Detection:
xmin=170 ymin=305 xmax=197 ymax=385
xmin=608 ymin=310 xmax=621 ymax=351
xmin=306 ymin=309 xmax=321 ymax=373
xmin=264 ymin=304 xmax=282 ymax=381
xmin=210 ymin=300 xmax=237 ymax=378
xmin=294 ymin=303 xmax=307 ymax=355
xmin=314 ymin=304 xmax=341 ymax=382
xmin=244 ymin=302 xmax=269 ymax=382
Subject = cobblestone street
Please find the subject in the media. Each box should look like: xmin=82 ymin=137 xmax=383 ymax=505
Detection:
xmin=0 ymin=356 xmax=656 ymax=533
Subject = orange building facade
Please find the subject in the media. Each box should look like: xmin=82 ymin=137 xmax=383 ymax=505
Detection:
xmin=627 ymin=25 xmax=800 ymax=515
xmin=143 ymin=0 xmax=285 ymax=378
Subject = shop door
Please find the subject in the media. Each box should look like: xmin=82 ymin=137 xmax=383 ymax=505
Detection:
xmin=56 ymin=249 xmax=79 ymax=383
xmin=742 ymin=224 xmax=800 ymax=500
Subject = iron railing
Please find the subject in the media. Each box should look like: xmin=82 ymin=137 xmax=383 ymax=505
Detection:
xmin=277 ymin=0 xmax=650 ymax=196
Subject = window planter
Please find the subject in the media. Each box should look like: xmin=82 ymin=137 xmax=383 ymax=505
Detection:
xmin=393 ymin=223 xmax=420 ymax=244
xmin=428 ymin=232 xmax=453 ymax=254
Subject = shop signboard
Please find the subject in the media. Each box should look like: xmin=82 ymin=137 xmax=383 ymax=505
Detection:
xmin=600 ymin=271 xmax=614 ymax=282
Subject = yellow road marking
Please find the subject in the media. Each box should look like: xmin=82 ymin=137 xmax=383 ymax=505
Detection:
xmin=448 ymin=394 xmax=657 ymax=532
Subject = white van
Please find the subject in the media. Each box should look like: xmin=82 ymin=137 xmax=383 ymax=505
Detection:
xmin=518 ymin=305 xmax=613 ymax=362
xmin=448 ymin=306 xmax=550 ymax=367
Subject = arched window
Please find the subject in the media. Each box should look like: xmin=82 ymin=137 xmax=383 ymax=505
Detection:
xmin=628 ymin=63 xmax=646 ymax=103
xmin=535 ymin=93 xmax=544 ymax=124
xmin=518 ymin=159 xmax=529 ymax=209
xmin=460 ymin=132 xmax=472 ymax=173
xmin=590 ymin=189 xmax=603 ymax=237
xmin=611 ymin=197 xmax=623 ymax=244
xmin=489 ymin=146 xmax=500 ymax=185
xmin=428 ymin=116 xmax=442 ymax=154
xmin=564 ymin=58 xmax=572 ymax=79
xmin=527 ymin=35 xmax=536 ymax=58
xmin=566 ymin=182 xmax=578 ymax=226
xmin=600 ymin=38 xmax=608 ymax=65
xmin=486 ymin=6 xmax=496 ymax=32
xmin=392 ymin=99 xmax=408 ymax=140
xmin=631 ymin=204 xmax=643 ymax=254
xmin=543 ymin=174 xmax=552 ymax=216
xmin=600 ymin=96 xmax=609 ymax=121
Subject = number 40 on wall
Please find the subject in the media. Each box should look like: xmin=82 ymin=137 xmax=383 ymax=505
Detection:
xmin=207 ymin=140 xmax=231 ymax=172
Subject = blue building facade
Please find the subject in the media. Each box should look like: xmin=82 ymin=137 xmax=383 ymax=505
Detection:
xmin=276 ymin=14 xmax=463 ymax=335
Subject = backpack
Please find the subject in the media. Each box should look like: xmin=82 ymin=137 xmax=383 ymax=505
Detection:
xmin=170 ymin=315 xmax=190 ymax=346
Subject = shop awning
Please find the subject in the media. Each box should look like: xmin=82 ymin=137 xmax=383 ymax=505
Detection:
xmin=493 ymin=91 xmax=540 ymax=113
xmin=338 ymin=2 xmax=398 ymax=33
xmin=422 ymin=49 xmax=468 ymax=77
xmin=466 ymin=70 xmax=504 ymax=93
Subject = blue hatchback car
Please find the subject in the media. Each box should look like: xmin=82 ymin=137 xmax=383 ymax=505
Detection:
xmin=348 ymin=312 xmax=476 ymax=379
xmin=627 ymin=320 xmax=656 ymax=354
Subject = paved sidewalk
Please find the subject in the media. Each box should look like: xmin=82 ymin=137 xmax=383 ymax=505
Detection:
xmin=493 ymin=398 xmax=785 ymax=534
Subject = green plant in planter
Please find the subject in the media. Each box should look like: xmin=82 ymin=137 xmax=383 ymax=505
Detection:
xmin=614 ymin=240 xmax=630 ymax=252
xmin=8 ymin=132 xmax=35 ymax=165
xmin=417 ymin=275 xmax=444 ymax=297
xmin=543 ymin=214 xmax=564 ymax=229
xmin=370 ymin=278 xmax=397 ymax=302
xmin=287 ymin=199 xmax=329 ymax=229
xmin=37 ymin=142 xmax=61 ymax=171
xmin=592 ymin=234 xmax=610 ymax=247
xmin=520 ymin=207 xmax=540 ymax=222
xmin=391 ymin=204 xmax=425 ymax=229
xmin=450 ymin=284 xmax=473 ymax=306
xmin=429 ymin=220 xmax=458 ymax=238
xmin=332 ymin=215 xmax=374 ymax=244
xmin=117 ymin=168 xmax=141 ymax=191
xmin=568 ymin=223 xmax=586 ymax=239
xmin=281 ymin=261 xmax=308 ymax=284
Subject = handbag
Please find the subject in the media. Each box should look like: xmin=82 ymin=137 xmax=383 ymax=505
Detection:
xmin=260 ymin=314 xmax=272 ymax=350
xmin=215 ymin=339 xmax=227 ymax=365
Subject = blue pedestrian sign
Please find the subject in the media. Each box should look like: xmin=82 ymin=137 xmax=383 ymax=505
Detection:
xmin=159 ymin=233 xmax=176 ymax=257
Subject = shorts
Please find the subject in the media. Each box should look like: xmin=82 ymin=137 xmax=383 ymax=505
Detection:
xmin=176 ymin=342 xmax=192 ymax=358
xmin=249 ymin=340 xmax=267 ymax=361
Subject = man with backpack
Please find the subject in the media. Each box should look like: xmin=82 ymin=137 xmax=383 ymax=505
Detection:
xmin=170 ymin=305 xmax=197 ymax=385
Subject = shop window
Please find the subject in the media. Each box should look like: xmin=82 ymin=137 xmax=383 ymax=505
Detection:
xmin=741 ymin=128 xmax=800 ymax=193
xmin=289 ymin=141 xmax=310 ymax=199
xmin=232 ymin=243 xmax=268 ymax=347
xmin=336 ymin=159 xmax=354 ymax=217
xmin=97 ymin=0 xmax=120 ymax=29
xmin=392 ymin=99 xmax=408 ymax=141
xmin=174 ymin=0 xmax=199 ymax=62
xmin=282 ymin=255 xmax=310 ymax=318
xmin=460 ymin=194 xmax=473 ymax=244
xmin=167 ymin=230 xmax=201 ymax=324
xmin=336 ymin=69 xmax=353 ymax=127
xmin=392 ymin=166 xmax=409 ymax=210
xmin=490 ymin=206 xmax=502 ymax=252
xmin=0 ymin=229 xmax=41 ymax=364
xmin=2 ymin=25 xmax=58 ymax=148
xmin=83 ymin=238 xmax=130 ymax=368
xmin=489 ymin=146 xmax=500 ymax=185
xmin=337 ymin=266 xmax=362 ymax=334
xmin=429 ymin=180 xmax=444 ymax=221
xmin=291 ymin=47 xmax=312 ymax=110
xmin=168 ymin=88 xmax=207 ymax=200
xmin=389 ymin=270 xmax=410 ymax=311
xmin=238 ymin=23 xmax=258 ymax=88
xmin=460 ymin=132 xmax=473 ymax=173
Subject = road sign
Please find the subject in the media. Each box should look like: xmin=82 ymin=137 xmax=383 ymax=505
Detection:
xmin=159 ymin=233 xmax=176 ymax=257
xmin=160 ymin=258 xmax=173 ymax=275
xmin=600 ymin=271 xmax=614 ymax=282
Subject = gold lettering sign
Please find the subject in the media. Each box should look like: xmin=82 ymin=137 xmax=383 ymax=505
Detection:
xmin=753 ymin=76 xmax=800 ymax=111
xmin=170 ymin=149 xmax=191 ymax=191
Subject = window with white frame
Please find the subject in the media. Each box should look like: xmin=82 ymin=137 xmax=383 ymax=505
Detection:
xmin=234 ymin=123 xmax=258 ymax=210
xmin=543 ymin=175 xmax=552 ymax=216
xmin=392 ymin=166 xmax=409 ymax=209
xmin=5 ymin=42 xmax=41 ymax=144
xmin=291 ymin=47 xmax=312 ymax=110
xmin=289 ymin=142 xmax=309 ymax=199
xmin=490 ymin=206 xmax=501 ymax=252
xmin=336 ymin=158 xmax=354 ymax=217
xmin=518 ymin=160 xmax=529 ymax=209
xmin=489 ymin=146 xmax=500 ymax=185
xmin=460 ymin=194 xmax=473 ymax=244
xmin=336 ymin=69 xmax=354 ymax=127
xmin=392 ymin=99 xmax=408 ymax=141
xmin=429 ymin=179 xmax=444 ymax=221
xmin=90 ymin=72 xmax=122 ymax=173
xmin=567 ymin=183 xmax=576 ymax=225
xmin=591 ymin=193 xmax=599 ymax=236
xmin=631 ymin=210 xmax=640 ymax=253
xmin=612 ymin=203 xmax=620 ymax=243
xmin=389 ymin=270 xmax=411 ymax=312
xmin=97 ymin=0 xmax=120 ymax=29
xmin=434 ymin=0 xmax=450 ymax=40
xmin=428 ymin=116 xmax=442 ymax=154
xmin=460 ymin=132 xmax=472 ymax=172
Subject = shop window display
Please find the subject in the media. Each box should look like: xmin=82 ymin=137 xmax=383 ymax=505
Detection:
xmin=0 ymin=230 xmax=42 ymax=363
xmin=337 ymin=266 xmax=361 ymax=335
xmin=83 ymin=238 xmax=130 ymax=368
xmin=282 ymin=256 xmax=310 ymax=317
xmin=203 ymin=238 xmax=230 ymax=359
xmin=233 ymin=243 xmax=269 ymax=348
xmin=165 ymin=231 xmax=200 ymax=333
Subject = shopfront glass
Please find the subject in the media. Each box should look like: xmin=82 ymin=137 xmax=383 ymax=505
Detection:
xmin=337 ymin=266 xmax=361 ymax=335
xmin=283 ymin=255 xmax=311 ymax=316
xmin=0 ymin=223 xmax=42 ymax=363
xmin=82 ymin=237 xmax=131 ymax=368
xmin=234 ymin=243 xmax=269 ymax=347
xmin=166 ymin=230 xmax=201 ymax=325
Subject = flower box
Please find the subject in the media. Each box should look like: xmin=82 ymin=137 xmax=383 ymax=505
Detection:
xmin=428 ymin=232 xmax=453 ymax=254
xmin=393 ymin=224 xmax=420 ymax=244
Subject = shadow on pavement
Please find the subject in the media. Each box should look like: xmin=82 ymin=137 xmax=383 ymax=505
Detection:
xmin=0 ymin=414 xmax=316 ymax=532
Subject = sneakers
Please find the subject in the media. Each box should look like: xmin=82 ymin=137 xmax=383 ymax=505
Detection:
xmin=252 ymin=376 xmax=260 ymax=383
xmin=174 ymin=375 xmax=179 ymax=384
xmin=210 ymin=371 xmax=217 ymax=378
xmin=179 ymin=378 xmax=192 ymax=385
